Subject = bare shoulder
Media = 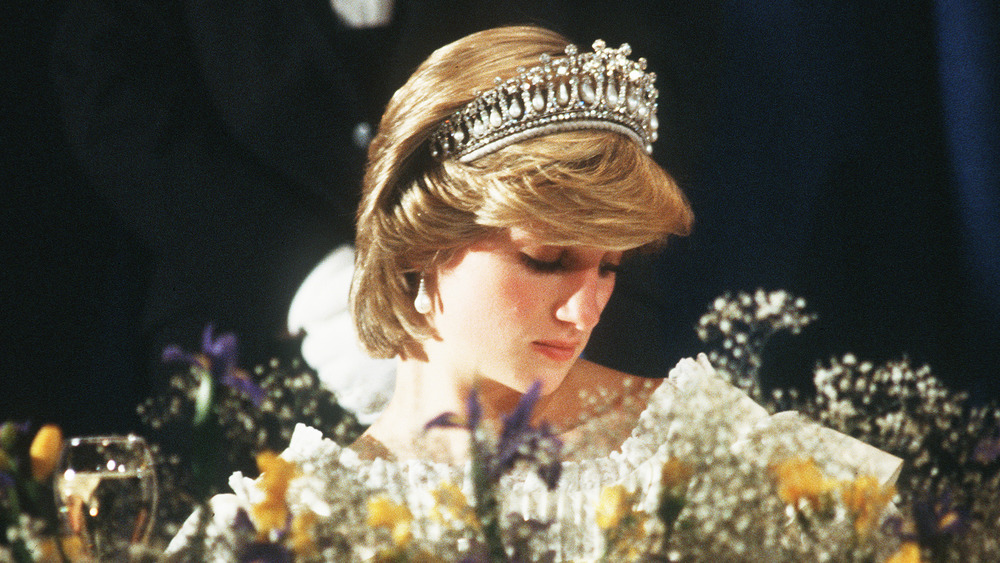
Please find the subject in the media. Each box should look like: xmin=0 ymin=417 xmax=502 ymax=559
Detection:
xmin=567 ymin=359 xmax=663 ymax=400
xmin=534 ymin=359 xmax=662 ymax=455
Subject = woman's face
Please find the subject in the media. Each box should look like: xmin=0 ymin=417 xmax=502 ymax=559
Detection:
xmin=425 ymin=228 xmax=622 ymax=395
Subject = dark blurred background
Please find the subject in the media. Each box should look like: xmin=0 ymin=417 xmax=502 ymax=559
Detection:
xmin=3 ymin=0 xmax=997 ymax=436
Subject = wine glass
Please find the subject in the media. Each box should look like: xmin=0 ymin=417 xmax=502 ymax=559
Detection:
xmin=54 ymin=435 xmax=157 ymax=561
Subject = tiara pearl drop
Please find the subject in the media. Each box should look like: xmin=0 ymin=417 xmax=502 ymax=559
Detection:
xmin=430 ymin=40 xmax=659 ymax=163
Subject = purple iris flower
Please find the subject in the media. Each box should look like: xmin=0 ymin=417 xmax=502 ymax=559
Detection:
xmin=162 ymin=324 xmax=265 ymax=406
xmin=233 ymin=507 xmax=256 ymax=534
xmin=496 ymin=383 xmax=541 ymax=469
xmin=426 ymin=381 xmax=562 ymax=490
xmin=424 ymin=388 xmax=480 ymax=431
xmin=495 ymin=382 xmax=562 ymax=489
xmin=468 ymin=386 xmax=483 ymax=432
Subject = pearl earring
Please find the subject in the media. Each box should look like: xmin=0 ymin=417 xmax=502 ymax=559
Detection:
xmin=414 ymin=275 xmax=432 ymax=314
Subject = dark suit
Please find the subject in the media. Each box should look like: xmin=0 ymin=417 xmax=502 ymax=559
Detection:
xmin=37 ymin=0 xmax=655 ymax=432
xmin=6 ymin=0 xmax=992 ymax=437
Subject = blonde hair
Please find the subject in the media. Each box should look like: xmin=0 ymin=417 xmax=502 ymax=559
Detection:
xmin=352 ymin=26 xmax=694 ymax=358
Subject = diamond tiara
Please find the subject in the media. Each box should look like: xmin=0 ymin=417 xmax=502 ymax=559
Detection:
xmin=429 ymin=40 xmax=659 ymax=163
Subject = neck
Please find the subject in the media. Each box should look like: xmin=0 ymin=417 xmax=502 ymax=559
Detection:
xmin=365 ymin=355 xmax=531 ymax=462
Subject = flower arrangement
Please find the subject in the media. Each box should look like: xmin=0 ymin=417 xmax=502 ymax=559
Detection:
xmin=683 ymin=291 xmax=1000 ymax=562
xmin=158 ymin=292 xmax=995 ymax=561
xmin=4 ymin=290 xmax=999 ymax=562
xmin=798 ymin=356 xmax=1000 ymax=561
xmin=422 ymin=381 xmax=562 ymax=562
xmin=135 ymin=324 xmax=365 ymax=545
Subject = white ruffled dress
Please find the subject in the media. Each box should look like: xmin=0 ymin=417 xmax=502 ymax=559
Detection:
xmin=168 ymin=354 xmax=902 ymax=561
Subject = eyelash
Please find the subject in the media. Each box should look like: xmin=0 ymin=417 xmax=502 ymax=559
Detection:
xmin=519 ymin=254 xmax=620 ymax=276
xmin=520 ymin=254 xmax=563 ymax=272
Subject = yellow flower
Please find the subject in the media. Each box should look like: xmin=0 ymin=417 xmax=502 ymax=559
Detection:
xmin=596 ymin=485 xmax=649 ymax=559
xmin=883 ymin=541 xmax=924 ymax=563
xmin=290 ymin=509 xmax=319 ymax=558
xmin=660 ymin=457 xmax=694 ymax=493
xmin=251 ymin=451 xmax=299 ymax=537
xmin=29 ymin=424 xmax=63 ymax=482
xmin=595 ymin=485 xmax=633 ymax=530
xmin=770 ymin=457 xmax=836 ymax=511
xmin=430 ymin=481 xmax=477 ymax=527
xmin=368 ymin=495 xmax=414 ymax=547
xmin=256 ymin=451 xmax=298 ymax=498
xmin=252 ymin=499 xmax=287 ymax=538
xmin=841 ymin=475 xmax=896 ymax=536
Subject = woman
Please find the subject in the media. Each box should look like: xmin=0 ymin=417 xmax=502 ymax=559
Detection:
xmin=171 ymin=25 xmax=902 ymax=560
xmin=349 ymin=25 xmax=692 ymax=462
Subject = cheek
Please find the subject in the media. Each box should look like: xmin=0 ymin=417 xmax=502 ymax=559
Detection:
xmin=493 ymin=269 xmax=542 ymax=319
xmin=436 ymin=258 xmax=544 ymax=337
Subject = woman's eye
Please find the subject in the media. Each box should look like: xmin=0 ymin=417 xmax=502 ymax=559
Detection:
xmin=599 ymin=262 xmax=621 ymax=277
xmin=520 ymin=253 xmax=564 ymax=273
xmin=520 ymin=252 xmax=620 ymax=276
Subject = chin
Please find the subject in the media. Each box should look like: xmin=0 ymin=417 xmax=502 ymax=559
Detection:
xmin=482 ymin=361 xmax=571 ymax=397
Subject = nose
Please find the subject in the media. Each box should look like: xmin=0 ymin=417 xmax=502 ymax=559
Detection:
xmin=554 ymin=269 xmax=615 ymax=331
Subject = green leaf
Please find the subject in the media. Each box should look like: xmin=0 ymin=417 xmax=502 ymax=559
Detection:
xmin=192 ymin=368 xmax=216 ymax=428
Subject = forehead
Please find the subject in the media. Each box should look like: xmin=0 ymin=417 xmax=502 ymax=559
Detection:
xmin=474 ymin=227 xmax=628 ymax=253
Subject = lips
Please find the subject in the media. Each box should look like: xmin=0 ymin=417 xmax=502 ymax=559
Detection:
xmin=531 ymin=339 xmax=580 ymax=362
